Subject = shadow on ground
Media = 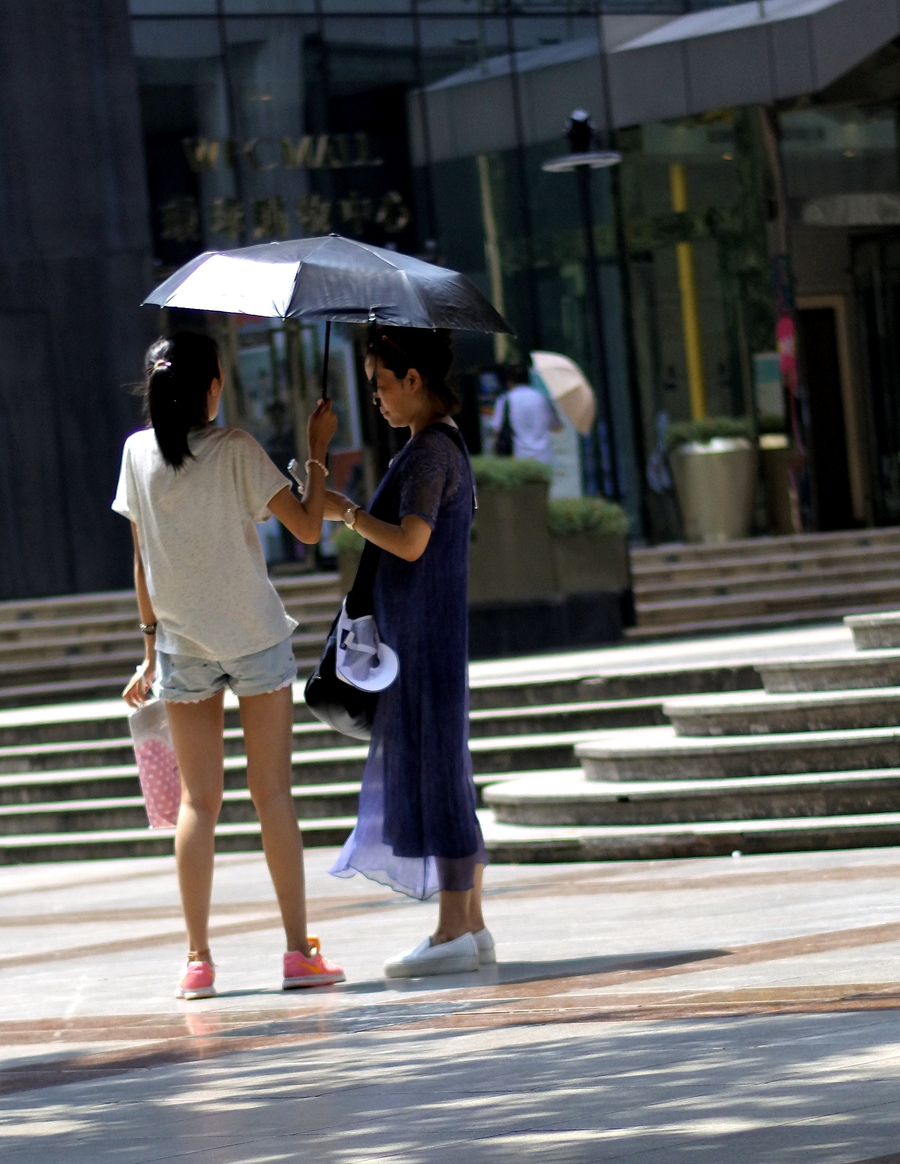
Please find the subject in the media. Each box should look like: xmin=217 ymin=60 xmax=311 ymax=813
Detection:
xmin=2 ymin=1010 xmax=899 ymax=1163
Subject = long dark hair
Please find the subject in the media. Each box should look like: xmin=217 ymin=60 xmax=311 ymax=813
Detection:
xmin=367 ymin=326 xmax=459 ymax=415
xmin=143 ymin=332 xmax=220 ymax=469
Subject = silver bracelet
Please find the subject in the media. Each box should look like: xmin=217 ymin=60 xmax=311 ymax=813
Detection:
xmin=305 ymin=458 xmax=329 ymax=477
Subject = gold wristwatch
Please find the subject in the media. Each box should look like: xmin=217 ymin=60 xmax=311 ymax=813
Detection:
xmin=342 ymin=504 xmax=359 ymax=530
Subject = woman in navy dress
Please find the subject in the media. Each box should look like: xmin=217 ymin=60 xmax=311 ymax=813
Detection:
xmin=325 ymin=327 xmax=493 ymax=978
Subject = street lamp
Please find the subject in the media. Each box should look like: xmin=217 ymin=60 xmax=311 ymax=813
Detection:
xmin=542 ymin=109 xmax=621 ymax=500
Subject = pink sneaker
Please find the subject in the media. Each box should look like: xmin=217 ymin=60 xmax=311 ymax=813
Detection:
xmin=282 ymin=936 xmax=345 ymax=989
xmin=175 ymin=959 xmax=216 ymax=1000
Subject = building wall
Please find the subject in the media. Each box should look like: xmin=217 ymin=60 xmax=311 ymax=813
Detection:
xmin=0 ymin=1 xmax=154 ymax=598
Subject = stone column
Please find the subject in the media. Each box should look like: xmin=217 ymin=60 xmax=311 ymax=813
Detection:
xmin=0 ymin=0 xmax=154 ymax=597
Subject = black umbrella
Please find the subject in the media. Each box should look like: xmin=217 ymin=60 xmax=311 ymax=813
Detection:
xmin=144 ymin=234 xmax=512 ymax=396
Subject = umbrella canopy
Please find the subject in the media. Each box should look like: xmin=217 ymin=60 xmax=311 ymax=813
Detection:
xmin=531 ymin=350 xmax=597 ymax=436
xmin=144 ymin=234 xmax=512 ymax=334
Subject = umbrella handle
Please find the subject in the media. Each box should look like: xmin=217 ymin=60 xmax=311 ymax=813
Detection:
xmin=321 ymin=320 xmax=331 ymax=401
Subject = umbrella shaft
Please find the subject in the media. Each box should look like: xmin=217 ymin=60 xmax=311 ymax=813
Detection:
xmin=321 ymin=320 xmax=331 ymax=401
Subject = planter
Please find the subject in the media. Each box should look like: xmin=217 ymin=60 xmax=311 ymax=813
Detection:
xmin=468 ymin=481 xmax=555 ymax=603
xmin=760 ymin=435 xmax=801 ymax=535
xmin=333 ymin=526 xmax=364 ymax=596
xmin=670 ymin=437 xmax=758 ymax=544
xmin=550 ymin=530 xmax=630 ymax=595
xmin=337 ymin=546 xmax=362 ymax=595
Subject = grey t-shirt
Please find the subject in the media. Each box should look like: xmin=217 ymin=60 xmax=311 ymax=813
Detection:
xmin=113 ymin=426 xmax=297 ymax=660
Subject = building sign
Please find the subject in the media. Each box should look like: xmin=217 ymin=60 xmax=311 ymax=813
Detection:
xmin=159 ymin=132 xmax=410 ymax=245
xmin=183 ymin=133 xmax=383 ymax=173
xmin=160 ymin=190 xmax=410 ymax=243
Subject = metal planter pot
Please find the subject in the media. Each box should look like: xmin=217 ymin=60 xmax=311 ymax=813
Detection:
xmin=468 ymin=482 xmax=555 ymax=602
xmin=670 ymin=437 xmax=758 ymax=544
xmin=550 ymin=530 xmax=630 ymax=595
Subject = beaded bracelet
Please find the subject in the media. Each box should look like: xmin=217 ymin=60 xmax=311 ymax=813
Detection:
xmin=305 ymin=458 xmax=329 ymax=477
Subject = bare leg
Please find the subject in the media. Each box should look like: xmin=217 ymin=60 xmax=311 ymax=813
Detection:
xmin=433 ymin=862 xmax=486 ymax=945
xmin=239 ymin=685 xmax=310 ymax=956
xmin=166 ymin=693 xmax=225 ymax=957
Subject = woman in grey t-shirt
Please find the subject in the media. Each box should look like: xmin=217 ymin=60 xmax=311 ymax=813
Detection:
xmin=115 ymin=331 xmax=344 ymax=999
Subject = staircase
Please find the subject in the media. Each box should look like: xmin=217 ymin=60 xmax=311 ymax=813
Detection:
xmin=0 ymin=575 xmax=341 ymax=709
xmin=0 ymin=575 xmax=777 ymax=865
xmin=630 ymin=527 xmax=900 ymax=639
xmin=6 ymin=575 xmax=900 ymax=867
xmin=483 ymin=610 xmax=900 ymax=862
xmin=0 ymin=665 xmax=689 ymax=863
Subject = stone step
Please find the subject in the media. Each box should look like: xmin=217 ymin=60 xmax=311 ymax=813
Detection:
xmin=0 ymin=698 xmax=666 ymax=775
xmin=759 ymin=650 xmax=900 ymax=693
xmin=625 ymin=607 xmax=896 ymax=642
xmin=480 ymin=808 xmax=900 ymax=863
xmin=0 ymin=598 xmax=337 ymax=649
xmin=0 ymin=767 xmax=533 ymax=859
xmin=581 ymin=663 xmax=762 ymax=701
xmin=0 ymin=752 xmax=522 ymax=814
xmin=483 ymin=767 xmax=900 ymax=826
xmin=635 ymin=578 xmax=900 ymax=628
xmin=845 ymin=611 xmax=900 ymax=650
xmin=0 ymin=781 xmax=364 ymax=836
xmin=0 ymin=658 xmax=615 ymax=714
xmin=469 ymin=698 xmax=665 ymax=735
xmin=631 ymin=545 xmax=900 ymax=588
xmin=575 ymin=723 xmax=900 ymax=782
xmin=662 ymin=687 xmax=900 ymax=736
xmin=0 ymin=817 xmax=358 ymax=864
xmin=0 ymin=615 xmax=335 ymax=663
xmin=0 ymin=638 xmax=328 ymax=697
xmin=0 ymin=728 xmax=598 ymax=812
xmin=634 ymin=561 xmax=900 ymax=604
xmin=630 ymin=528 xmax=900 ymax=570
xmin=0 ymin=720 xmax=358 ymax=774
xmin=0 ymin=574 xmax=341 ymax=625
xmin=0 ymin=673 xmax=612 ymax=748
xmin=0 ymin=628 xmax=329 ymax=674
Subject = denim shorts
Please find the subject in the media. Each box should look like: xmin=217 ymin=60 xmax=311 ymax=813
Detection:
xmin=157 ymin=636 xmax=297 ymax=703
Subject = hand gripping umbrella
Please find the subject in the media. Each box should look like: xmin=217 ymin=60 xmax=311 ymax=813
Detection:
xmin=143 ymin=233 xmax=513 ymax=397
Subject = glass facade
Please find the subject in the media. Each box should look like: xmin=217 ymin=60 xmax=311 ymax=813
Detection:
xmin=131 ymin=0 xmax=664 ymax=546
xmin=617 ymin=110 xmax=773 ymax=540
xmin=133 ymin=1 xmax=900 ymax=544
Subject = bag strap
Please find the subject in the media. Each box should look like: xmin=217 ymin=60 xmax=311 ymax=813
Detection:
xmin=345 ymin=423 xmax=473 ymax=619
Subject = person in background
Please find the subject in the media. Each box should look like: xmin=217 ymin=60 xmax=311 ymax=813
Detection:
xmin=116 ymin=330 xmax=345 ymax=1001
xmin=491 ymin=361 xmax=560 ymax=465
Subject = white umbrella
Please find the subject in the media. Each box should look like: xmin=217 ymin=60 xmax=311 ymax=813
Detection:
xmin=530 ymin=350 xmax=597 ymax=435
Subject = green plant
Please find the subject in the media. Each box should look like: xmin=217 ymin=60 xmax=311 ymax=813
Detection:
xmin=548 ymin=497 xmax=629 ymax=537
xmin=470 ymin=455 xmax=553 ymax=488
xmin=332 ymin=524 xmax=364 ymax=558
xmin=665 ymin=416 xmax=753 ymax=451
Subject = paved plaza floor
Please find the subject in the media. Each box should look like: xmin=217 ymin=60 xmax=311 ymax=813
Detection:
xmin=1 ymin=842 xmax=899 ymax=1162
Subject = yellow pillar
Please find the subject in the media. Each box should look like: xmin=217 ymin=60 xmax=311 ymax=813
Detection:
xmin=477 ymin=153 xmax=508 ymax=364
xmin=669 ymin=163 xmax=707 ymax=420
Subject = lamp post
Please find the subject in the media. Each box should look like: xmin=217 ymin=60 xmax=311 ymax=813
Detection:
xmin=542 ymin=110 xmax=621 ymax=500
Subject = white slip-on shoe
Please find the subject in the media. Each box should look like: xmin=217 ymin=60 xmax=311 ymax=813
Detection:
xmin=383 ymin=932 xmax=479 ymax=979
xmin=472 ymin=927 xmax=496 ymax=965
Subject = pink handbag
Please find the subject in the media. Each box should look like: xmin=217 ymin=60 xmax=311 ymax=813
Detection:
xmin=128 ymin=699 xmax=182 ymax=828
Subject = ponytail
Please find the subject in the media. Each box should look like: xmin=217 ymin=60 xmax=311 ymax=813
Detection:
xmin=143 ymin=332 xmax=220 ymax=469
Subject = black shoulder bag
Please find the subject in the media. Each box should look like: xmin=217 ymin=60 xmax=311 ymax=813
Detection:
xmin=493 ymin=393 xmax=514 ymax=456
xmin=303 ymin=534 xmax=383 ymax=741
xmin=304 ymin=424 xmax=473 ymax=741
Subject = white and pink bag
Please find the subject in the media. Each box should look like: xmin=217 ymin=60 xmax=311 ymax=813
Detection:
xmin=129 ymin=699 xmax=182 ymax=828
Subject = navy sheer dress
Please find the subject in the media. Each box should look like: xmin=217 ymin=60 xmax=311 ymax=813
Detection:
xmin=329 ymin=421 xmax=487 ymax=899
